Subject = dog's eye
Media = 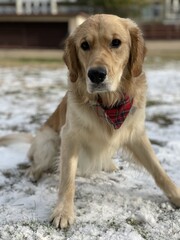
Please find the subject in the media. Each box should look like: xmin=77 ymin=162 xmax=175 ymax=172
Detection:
xmin=111 ymin=39 xmax=121 ymax=48
xmin=81 ymin=41 xmax=90 ymax=51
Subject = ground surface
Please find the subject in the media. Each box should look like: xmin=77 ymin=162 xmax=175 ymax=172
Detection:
xmin=0 ymin=50 xmax=180 ymax=239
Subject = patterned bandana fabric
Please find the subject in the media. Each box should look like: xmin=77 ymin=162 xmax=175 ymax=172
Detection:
xmin=93 ymin=95 xmax=133 ymax=129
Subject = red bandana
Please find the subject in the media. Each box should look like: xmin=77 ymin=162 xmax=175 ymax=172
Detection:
xmin=93 ymin=96 xmax=133 ymax=129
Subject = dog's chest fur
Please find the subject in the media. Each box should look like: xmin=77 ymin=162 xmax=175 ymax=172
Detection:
xmin=66 ymin=95 xmax=145 ymax=176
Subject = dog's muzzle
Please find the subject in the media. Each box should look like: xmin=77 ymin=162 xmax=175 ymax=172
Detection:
xmin=88 ymin=67 xmax=107 ymax=84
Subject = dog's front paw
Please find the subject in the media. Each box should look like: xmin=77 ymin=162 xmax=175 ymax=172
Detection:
xmin=50 ymin=202 xmax=75 ymax=229
xmin=169 ymin=188 xmax=180 ymax=207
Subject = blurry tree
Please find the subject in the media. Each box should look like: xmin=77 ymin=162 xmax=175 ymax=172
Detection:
xmin=61 ymin=0 xmax=148 ymax=17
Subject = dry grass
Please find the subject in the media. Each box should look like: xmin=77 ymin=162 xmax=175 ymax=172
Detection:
xmin=0 ymin=49 xmax=64 ymax=68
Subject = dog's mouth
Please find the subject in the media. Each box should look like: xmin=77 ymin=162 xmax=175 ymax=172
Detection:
xmin=87 ymin=82 xmax=110 ymax=94
xmin=86 ymin=66 xmax=122 ymax=94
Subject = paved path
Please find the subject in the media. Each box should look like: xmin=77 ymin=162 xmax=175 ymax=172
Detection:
xmin=146 ymin=40 xmax=180 ymax=57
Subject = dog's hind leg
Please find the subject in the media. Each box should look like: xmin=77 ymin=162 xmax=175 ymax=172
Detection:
xmin=27 ymin=94 xmax=67 ymax=181
xmin=27 ymin=126 xmax=60 ymax=181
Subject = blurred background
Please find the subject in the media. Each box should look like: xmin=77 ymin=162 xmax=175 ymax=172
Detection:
xmin=0 ymin=0 xmax=179 ymax=65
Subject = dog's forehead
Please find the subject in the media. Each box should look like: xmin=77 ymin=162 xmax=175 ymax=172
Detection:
xmin=75 ymin=14 xmax=129 ymax=42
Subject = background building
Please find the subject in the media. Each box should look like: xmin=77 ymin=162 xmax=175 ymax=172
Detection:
xmin=0 ymin=0 xmax=179 ymax=49
xmin=141 ymin=0 xmax=180 ymax=39
xmin=0 ymin=0 xmax=86 ymax=49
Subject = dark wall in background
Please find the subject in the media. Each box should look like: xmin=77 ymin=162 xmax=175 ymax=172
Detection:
xmin=0 ymin=22 xmax=68 ymax=49
xmin=141 ymin=24 xmax=180 ymax=40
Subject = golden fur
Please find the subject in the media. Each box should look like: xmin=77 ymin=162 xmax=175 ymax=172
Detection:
xmin=1 ymin=14 xmax=180 ymax=228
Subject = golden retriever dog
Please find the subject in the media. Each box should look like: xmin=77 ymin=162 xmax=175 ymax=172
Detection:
xmin=1 ymin=14 xmax=180 ymax=229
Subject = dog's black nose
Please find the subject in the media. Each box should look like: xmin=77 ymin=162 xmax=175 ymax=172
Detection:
xmin=88 ymin=67 xmax=107 ymax=84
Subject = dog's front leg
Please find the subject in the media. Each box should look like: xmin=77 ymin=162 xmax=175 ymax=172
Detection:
xmin=127 ymin=132 xmax=180 ymax=207
xmin=51 ymin=128 xmax=79 ymax=229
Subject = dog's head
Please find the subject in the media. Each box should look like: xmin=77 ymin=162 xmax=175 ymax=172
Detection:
xmin=64 ymin=14 xmax=146 ymax=94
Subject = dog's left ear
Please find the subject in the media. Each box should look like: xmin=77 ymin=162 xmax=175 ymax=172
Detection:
xmin=126 ymin=19 xmax=146 ymax=77
xmin=63 ymin=34 xmax=80 ymax=82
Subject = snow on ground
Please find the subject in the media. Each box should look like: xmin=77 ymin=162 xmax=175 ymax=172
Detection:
xmin=0 ymin=63 xmax=180 ymax=240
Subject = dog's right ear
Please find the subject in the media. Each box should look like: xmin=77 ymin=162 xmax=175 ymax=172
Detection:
xmin=63 ymin=34 xmax=80 ymax=82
